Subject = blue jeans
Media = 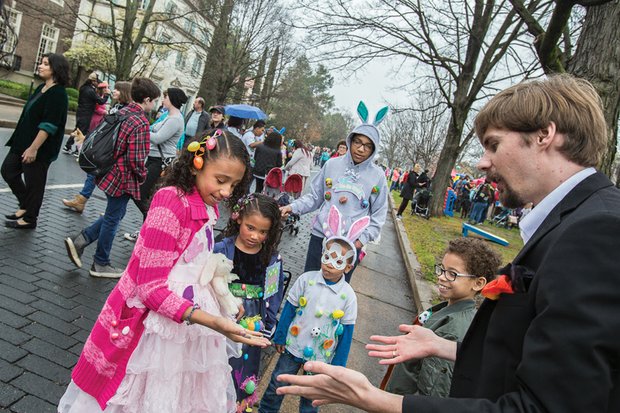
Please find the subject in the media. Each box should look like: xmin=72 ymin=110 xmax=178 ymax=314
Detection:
xmin=304 ymin=234 xmax=359 ymax=283
xmin=259 ymin=351 xmax=317 ymax=413
xmin=83 ymin=193 xmax=130 ymax=265
xmin=79 ymin=174 xmax=96 ymax=198
xmin=469 ymin=201 xmax=488 ymax=224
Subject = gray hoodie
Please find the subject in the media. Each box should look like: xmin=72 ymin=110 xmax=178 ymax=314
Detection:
xmin=290 ymin=123 xmax=388 ymax=245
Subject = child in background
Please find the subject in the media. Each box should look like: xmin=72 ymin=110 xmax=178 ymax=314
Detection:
xmin=214 ymin=193 xmax=286 ymax=412
xmin=259 ymin=206 xmax=369 ymax=413
xmin=384 ymin=237 xmax=501 ymax=397
xmin=58 ymin=130 xmax=270 ymax=413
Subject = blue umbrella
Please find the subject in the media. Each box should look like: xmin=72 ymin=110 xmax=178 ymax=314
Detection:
xmin=224 ymin=104 xmax=268 ymax=120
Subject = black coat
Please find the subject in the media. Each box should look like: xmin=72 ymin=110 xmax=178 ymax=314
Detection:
xmin=253 ymin=144 xmax=282 ymax=177
xmin=400 ymin=171 xmax=419 ymax=200
xmin=403 ymin=172 xmax=620 ymax=412
xmin=75 ymin=82 xmax=108 ymax=134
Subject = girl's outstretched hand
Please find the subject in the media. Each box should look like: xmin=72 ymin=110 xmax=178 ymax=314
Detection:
xmin=213 ymin=316 xmax=271 ymax=347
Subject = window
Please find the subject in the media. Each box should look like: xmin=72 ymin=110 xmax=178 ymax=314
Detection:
xmin=165 ymin=1 xmax=176 ymax=14
xmin=191 ymin=57 xmax=202 ymax=77
xmin=175 ymin=51 xmax=186 ymax=68
xmin=50 ymin=0 xmax=65 ymax=6
xmin=203 ymin=30 xmax=211 ymax=46
xmin=139 ymin=0 xmax=150 ymax=10
xmin=97 ymin=22 xmax=113 ymax=37
xmin=1 ymin=7 xmax=22 ymax=56
xmin=184 ymin=18 xmax=197 ymax=34
xmin=34 ymin=23 xmax=59 ymax=73
xmin=158 ymin=33 xmax=172 ymax=58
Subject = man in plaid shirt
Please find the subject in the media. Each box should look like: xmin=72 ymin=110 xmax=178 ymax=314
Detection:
xmin=65 ymin=78 xmax=161 ymax=278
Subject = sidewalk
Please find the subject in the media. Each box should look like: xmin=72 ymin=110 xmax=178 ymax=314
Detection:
xmin=0 ymin=100 xmax=76 ymax=133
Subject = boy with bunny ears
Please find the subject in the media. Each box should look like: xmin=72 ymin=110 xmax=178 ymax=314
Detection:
xmin=280 ymin=102 xmax=389 ymax=282
xmin=259 ymin=206 xmax=368 ymax=413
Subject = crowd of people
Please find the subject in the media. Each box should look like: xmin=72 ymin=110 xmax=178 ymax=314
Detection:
xmin=3 ymin=54 xmax=619 ymax=413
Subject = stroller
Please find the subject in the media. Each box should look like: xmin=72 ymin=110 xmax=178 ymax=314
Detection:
xmin=411 ymin=188 xmax=432 ymax=219
xmin=264 ymin=168 xmax=301 ymax=236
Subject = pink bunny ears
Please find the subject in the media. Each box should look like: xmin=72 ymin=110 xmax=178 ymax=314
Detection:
xmin=322 ymin=205 xmax=370 ymax=266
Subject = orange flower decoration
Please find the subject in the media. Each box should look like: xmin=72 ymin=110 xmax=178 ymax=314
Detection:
xmin=290 ymin=325 xmax=300 ymax=336
xmin=323 ymin=339 xmax=334 ymax=349
xmin=481 ymin=275 xmax=514 ymax=300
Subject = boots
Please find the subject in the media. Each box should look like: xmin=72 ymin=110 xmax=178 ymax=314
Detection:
xmin=62 ymin=194 xmax=88 ymax=213
xmin=64 ymin=232 xmax=89 ymax=268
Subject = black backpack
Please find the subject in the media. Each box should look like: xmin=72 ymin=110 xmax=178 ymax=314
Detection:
xmin=78 ymin=112 xmax=133 ymax=177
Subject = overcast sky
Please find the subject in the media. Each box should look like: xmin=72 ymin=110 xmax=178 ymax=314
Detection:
xmin=329 ymin=59 xmax=411 ymax=118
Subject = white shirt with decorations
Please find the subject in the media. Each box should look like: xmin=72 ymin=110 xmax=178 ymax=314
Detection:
xmin=284 ymin=270 xmax=357 ymax=363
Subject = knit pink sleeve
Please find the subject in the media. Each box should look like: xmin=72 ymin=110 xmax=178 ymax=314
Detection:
xmin=131 ymin=187 xmax=194 ymax=323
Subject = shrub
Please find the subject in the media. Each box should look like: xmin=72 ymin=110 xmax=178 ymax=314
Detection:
xmin=66 ymin=87 xmax=78 ymax=99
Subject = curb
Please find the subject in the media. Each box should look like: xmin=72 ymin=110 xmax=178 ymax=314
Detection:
xmin=0 ymin=119 xmax=75 ymax=135
xmin=388 ymin=193 xmax=429 ymax=314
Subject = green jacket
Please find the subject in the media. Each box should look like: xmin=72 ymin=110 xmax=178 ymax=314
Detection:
xmin=386 ymin=299 xmax=476 ymax=397
xmin=6 ymin=83 xmax=68 ymax=163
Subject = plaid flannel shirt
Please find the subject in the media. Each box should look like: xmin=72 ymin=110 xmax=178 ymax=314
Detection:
xmin=96 ymin=102 xmax=150 ymax=199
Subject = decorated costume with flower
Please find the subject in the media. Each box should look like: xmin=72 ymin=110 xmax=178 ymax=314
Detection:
xmin=214 ymin=235 xmax=285 ymax=413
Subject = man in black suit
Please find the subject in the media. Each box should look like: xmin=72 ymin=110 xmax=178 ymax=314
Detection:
xmin=274 ymin=74 xmax=620 ymax=413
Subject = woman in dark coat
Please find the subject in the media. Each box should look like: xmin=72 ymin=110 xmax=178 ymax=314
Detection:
xmin=396 ymin=164 xmax=421 ymax=219
xmin=253 ymin=131 xmax=283 ymax=193
xmin=2 ymin=53 xmax=69 ymax=229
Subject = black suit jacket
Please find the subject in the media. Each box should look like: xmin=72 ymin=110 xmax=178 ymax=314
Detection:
xmin=404 ymin=172 xmax=620 ymax=412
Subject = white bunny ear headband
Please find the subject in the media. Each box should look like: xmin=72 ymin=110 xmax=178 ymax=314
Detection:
xmin=357 ymin=101 xmax=389 ymax=126
xmin=321 ymin=205 xmax=370 ymax=269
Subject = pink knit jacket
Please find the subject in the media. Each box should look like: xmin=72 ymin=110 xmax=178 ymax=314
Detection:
xmin=71 ymin=186 xmax=218 ymax=409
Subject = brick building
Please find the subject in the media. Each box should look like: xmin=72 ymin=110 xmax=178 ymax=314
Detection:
xmin=0 ymin=0 xmax=78 ymax=83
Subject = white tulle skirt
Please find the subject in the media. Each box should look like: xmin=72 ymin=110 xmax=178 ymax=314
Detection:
xmin=58 ymin=282 xmax=238 ymax=413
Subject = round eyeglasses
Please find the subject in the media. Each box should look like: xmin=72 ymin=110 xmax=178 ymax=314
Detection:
xmin=351 ymin=138 xmax=374 ymax=152
xmin=434 ymin=264 xmax=477 ymax=282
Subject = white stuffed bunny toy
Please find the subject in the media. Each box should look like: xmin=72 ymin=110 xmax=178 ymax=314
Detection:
xmin=199 ymin=252 xmax=242 ymax=316
xmin=322 ymin=205 xmax=371 ymax=266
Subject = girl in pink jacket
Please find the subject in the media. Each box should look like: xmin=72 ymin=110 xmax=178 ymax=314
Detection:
xmin=58 ymin=130 xmax=270 ymax=412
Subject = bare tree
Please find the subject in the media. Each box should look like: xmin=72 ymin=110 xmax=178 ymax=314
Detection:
xmin=299 ymin=0 xmax=539 ymax=215
xmin=200 ymin=0 xmax=295 ymax=106
xmin=380 ymin=90 xmax=448 ymax=170
xmin=509 ymin=0 xmax=620 ymax=177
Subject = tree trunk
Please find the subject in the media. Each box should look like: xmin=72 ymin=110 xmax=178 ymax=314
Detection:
xmin=199 ymin=0 xmax=234 ymax=107
xmin=430 ymin=113 xmax=464 ymax=216
xmin=567 ymin=2 xmax=620 ymax=177
xmin=252 ymin=48 xmax=268 ymax=105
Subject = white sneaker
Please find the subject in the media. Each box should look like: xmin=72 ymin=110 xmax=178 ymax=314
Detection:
xmin=396 ymin=215 xmax=402 ymax=221
xmin=123 ymin=231 xmax=139 ymax=242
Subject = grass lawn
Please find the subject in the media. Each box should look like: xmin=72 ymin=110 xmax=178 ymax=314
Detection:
xmin=392 ymin=193 xmax=523 ymax=283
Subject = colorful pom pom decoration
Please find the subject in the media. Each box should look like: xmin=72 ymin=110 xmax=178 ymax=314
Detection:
xmin=299 ymin=296 xmax=307 ymax=307
xmin=332 ymin=310 xmax=345 ymax=319
xmin=372 ymin=185 xmax=379 ymax=194
xmin=325 ymin=178 xmax=333 ymax=188
xmin=290 ymin=325 xmax=300 ymax=336
xmin=339 ymin=196 xmax=347 ymax=204
xmin=325 ymin=192 xmax=332 ymax=201
xmin=323 ymin=339 xmax=334 ymax=349
xmin=303 ymin=346 xmax=314 ymax=358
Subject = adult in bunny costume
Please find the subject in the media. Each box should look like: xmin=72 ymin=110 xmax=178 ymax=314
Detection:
xmin=281 ymin=102 xmax=389 ymax=282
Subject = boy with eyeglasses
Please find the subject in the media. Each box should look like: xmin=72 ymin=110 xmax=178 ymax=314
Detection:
xmin=280 ymin=108 xmax=389 ymax=283
xmin=384 ymin=237 xmax=501 ymax=397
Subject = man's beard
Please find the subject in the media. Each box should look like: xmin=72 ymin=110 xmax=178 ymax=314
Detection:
xmin=488 ymin=174 xmax=527 ymax=209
